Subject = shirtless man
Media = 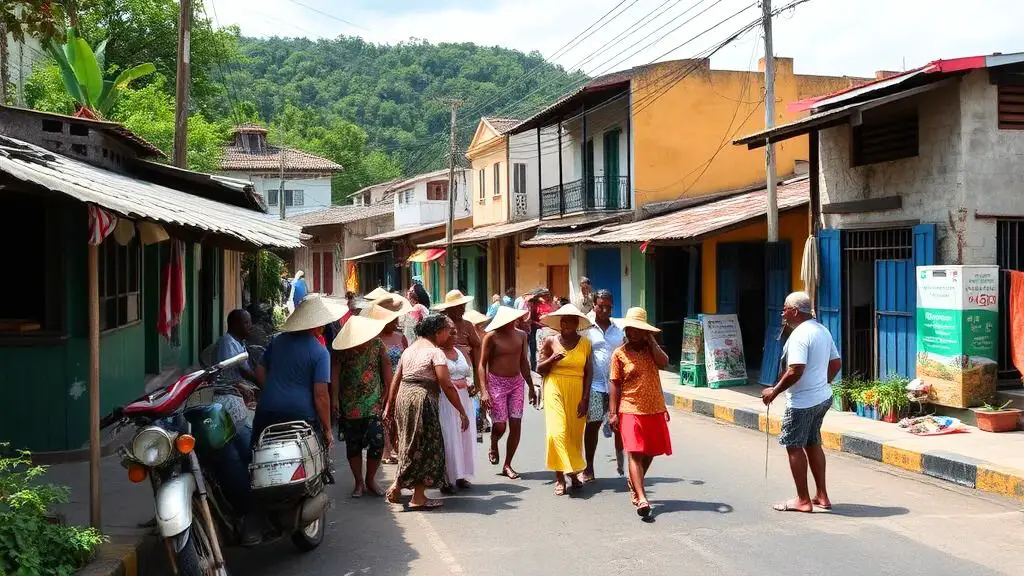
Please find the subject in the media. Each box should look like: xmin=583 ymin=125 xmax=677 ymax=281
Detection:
xmin=479 ymin=306 xmax=535 ymax=479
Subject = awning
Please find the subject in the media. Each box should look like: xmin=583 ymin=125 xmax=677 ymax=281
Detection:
xmin=0 ymin=135 xmax=303 ymax=249
xmin=733 ymin=78 xmax=957 ymax=149
xmin=419 ymin=218 xmax=541 ymax=248
xmin=521 ymin=225 xmax=613 ymax=247
xmin=343 ymin=249 xmax=390 ymax=262
xmin=407 ymin=248 xmax=446 ymax=263
xmin=366 ymin=217 xmax=473 ymax=242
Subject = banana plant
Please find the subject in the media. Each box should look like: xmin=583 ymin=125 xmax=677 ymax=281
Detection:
xmin=46 ymin=27 xmax=155 ymax=118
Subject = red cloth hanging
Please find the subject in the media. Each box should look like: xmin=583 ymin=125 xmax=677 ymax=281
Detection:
xmin=1010 ymin=271 xmax=1024 ymax=379
xmin=88 ymin=205 xmax=118 ymax=245
xmin=158 ymin=240 xmax=186 ymax=340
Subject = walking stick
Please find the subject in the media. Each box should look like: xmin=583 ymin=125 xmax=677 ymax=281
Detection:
xmin=765 ymin=403 xmax=770 ymax=480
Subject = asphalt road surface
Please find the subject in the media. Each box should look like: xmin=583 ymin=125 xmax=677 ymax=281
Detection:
xmin=212 ymin=404 xmax=1023 ymax=576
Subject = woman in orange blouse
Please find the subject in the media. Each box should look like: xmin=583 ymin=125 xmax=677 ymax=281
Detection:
xmin=608 ymin=307 xmax=671 ymax=518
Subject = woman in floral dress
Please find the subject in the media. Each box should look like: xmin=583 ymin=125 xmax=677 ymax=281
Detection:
xmin=384 ymin=313 xmax=469 ymax=509
xmin=379 ymin=315 xmax=408 ymax=464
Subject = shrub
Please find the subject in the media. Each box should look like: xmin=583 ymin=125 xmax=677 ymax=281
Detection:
xmin=0 ymin=446 xmax=106 ymax=576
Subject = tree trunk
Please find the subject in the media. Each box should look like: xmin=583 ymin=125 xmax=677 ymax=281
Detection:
xmin=0 ymin=21 xmax=9 ymax=105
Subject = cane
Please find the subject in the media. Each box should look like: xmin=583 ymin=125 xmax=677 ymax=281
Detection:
xmin=765 ymin=403 xmax=770 ymax=480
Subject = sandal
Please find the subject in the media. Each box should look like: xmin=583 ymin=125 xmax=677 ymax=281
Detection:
xmin=408 ymin=498 xmax=444 ymax=511
xmin=554 ymin=484 xmax=567 ymax=496
xmin=772 ymin=501 xmax=813 ymax=513
xmin=488 ymin=448 xmax=499 ymax=466
xmin=500 ymin=466 xmax=521 ymax=480
xmin=636 ymin=500 xmax=651 ymax=518
xmin=569 ymin=474 xmax=583 ymax=491
xmin=626 ymin=478 xmax=639 ymax=506
xmin=385 ymin=485 xmax=401 ymax=504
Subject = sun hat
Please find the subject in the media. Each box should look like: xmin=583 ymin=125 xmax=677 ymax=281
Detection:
xmin=432 ymin=289 xmax=475 ymax=311
xmin=280 ymin=294 xmax=346 ymax=333
xmin=333 ymin=304 xmax=402 ymax=350
xmin=364 ymin=286 xmax=392 ymax=300
xmin=619 ymin=307 xmax=660 ymax=333
xmin=372 ymin=294 xmax=414 ymax=316
xmin=540 ymin=303 xmax=593 ymax=331
xmin=463 ymin=308 xmax=489 ymax=326
xmin=484 ymin=306 xmax=528 ymax=332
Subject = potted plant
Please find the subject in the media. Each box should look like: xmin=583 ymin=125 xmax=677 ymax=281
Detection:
xmin=832 ymin=380 xmax=851 ymax=411
xmin=971 ymin=400 xmax=1023 ymax=433
xmin=877 ymin=376 xmax=911 ymax=423
xmin=860 ymin=385 xmax=880 ymax=420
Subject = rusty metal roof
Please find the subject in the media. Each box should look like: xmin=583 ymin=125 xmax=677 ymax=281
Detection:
xmin=590 ymin=177 xmax=809 ymax=244
xmin=288 ymin=203 xmax=393 ymax=229
xmin=0 ymin=135 xmax=303 ymax=249
xmin=538 ymin=211 xmax=632 ymax=230
xmin=521 ymin=224 xmax=614 ymax=247
xmin=366 ymin=217 xmax=473 ymax=242
xmin=419 ymin=218 xmax=540 ymax=248
xmin=0 ymin=105 xmax=166 ymax=158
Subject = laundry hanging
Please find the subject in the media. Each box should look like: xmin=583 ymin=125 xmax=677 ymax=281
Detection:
xmin=87 ymin=205 xmax=118 ymax=245
xmin=1009 ymin=270 xmax=1024 ymax=378
xmin=158 ymin=240 xmax=186 ymax=341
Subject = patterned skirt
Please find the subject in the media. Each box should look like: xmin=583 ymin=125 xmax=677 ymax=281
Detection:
xmin=394 ymin=385 xmax=446 ymax=489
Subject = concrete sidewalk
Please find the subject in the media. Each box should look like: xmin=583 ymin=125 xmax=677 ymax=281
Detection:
xmin=659 ymin=371 xmax=1024 ymax=502
xmin=45 ymin=452 xmax=160 ymax=576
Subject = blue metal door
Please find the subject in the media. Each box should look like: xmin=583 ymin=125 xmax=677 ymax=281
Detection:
xmin=716 ymin=243 xmax=740 ymax=314
xmin=586 ymin=248 xmax=622 ymax=316
xmin=875 ymin=259 xmax=915 ymax=378
xmin=818 ymin=229 xmax=843 ymax=377
xmin=759 ymin=241 xmax=791 ymax=385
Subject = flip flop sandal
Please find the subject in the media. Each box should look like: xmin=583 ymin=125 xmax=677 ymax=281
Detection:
xmin=408 ymin=499 xmax=444 ymax=511
xmin=773 ymin=502 xmax=813 ymax=513
xmin=500 ymin=467 xmax=521 ymax=480
xmin=351 ymin=487 xmax=364 ymax=499
xmin=636 ymin=500 xmax=652 ymax=518
xmin=554 ymin=484 xmax=567 ymax=496
xmin=488 ymin=449 xmax=500 ymax=466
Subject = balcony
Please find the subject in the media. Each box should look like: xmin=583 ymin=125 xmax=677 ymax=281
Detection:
xmin=540 ymin=175 xmax=630 ymax=218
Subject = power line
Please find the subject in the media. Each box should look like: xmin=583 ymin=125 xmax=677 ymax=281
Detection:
xmin=281 ymin=0 xmax=371 ymax=32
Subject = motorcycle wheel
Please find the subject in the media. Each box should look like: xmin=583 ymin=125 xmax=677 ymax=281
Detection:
xmin=291 ymin=509 xmax=326 ymax=552
xmin=175 ymin=517 xmax=228 ymax=576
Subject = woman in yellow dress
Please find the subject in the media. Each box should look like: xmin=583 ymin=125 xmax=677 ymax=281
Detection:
xmin=537 ymin=304 xmax=593 ymax=496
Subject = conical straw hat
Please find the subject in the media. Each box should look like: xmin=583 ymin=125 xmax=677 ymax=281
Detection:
xmin=484 ymin=306 xmax=528 ymax=332
xmin=618 ymin=307 xmax=660 ymax=333
xmin=373 ymin=294 xmax=414 ymax=316
xmin=280 ymin=294 xmax=346 ymax=333
xmin=333 ymin=304 xmax=401 ymax=350
xmin=463 ymin=308 xmax=488 ymax=325
xmin=364 ymin=286 xmax=392 ymax=300
xmin=433 ymin=289 xmax=474 ymax=310
xmin=540 ymin=303 xmax=593 ymax=330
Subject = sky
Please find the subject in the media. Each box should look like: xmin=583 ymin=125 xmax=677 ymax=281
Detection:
xmin=202 ymin=0 xmax=1024 ymax=78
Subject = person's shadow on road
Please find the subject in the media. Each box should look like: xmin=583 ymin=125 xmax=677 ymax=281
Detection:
xmin=826 ymin=503 xmax=909 ymax=518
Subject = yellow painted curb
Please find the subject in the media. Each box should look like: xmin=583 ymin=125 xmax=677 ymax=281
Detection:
xmin=976 ymin=466 xmax=1024 ymax=501
xmin=821 ymin=429 xmax=843 ymax=452
xmin=673 ymin=396 xmax=693 ymax=412
xmin=881 ymin=445 xmax=923 ymax=473
xmin=758 ymin=414 xmax=782 ymax=435
xmin=713 ymin=405 xmax=735 ymax=423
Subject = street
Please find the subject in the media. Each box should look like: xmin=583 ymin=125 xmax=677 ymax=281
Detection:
xmin=220 ymin=406 xmax=1024 ymax=576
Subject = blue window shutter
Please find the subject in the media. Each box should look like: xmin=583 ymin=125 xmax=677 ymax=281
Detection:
xmin=759 ymin=241 xmax=791 ymax=385
xmin=716 ymin=243 xmax=739 ymax=314
xmin=875 ymin=259 xmax=915 ymax=378
xmin=913 ymin=223 xmax=937 ymax=267
xmin=817 ymin=229 xmax=843 ymax=371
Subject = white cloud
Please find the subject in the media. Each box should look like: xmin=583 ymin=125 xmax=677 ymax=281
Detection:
xmin=204 ymin=0 xmax=1024 ymax=78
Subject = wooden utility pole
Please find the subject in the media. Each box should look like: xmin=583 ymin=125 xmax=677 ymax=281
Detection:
xmin=87 ymin=244 xmax=100 ymax=528
xmin=441 ymin=99 xmax=463 ymax=288
xmin=173 ymin=0 xmax=192 ymax=168
xmin=278 ymin=128 xmax=287 ymax=220
xmin=762 ymin=0 xmax=779 ymax=242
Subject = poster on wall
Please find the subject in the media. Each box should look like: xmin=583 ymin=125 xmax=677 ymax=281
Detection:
xmin=701 ymin=314 xmax=748 ymax=387
xmin=681 ymin=318 xmax=704 ymax=365
xmin=916 ymin=265 xmax=999 ymax=408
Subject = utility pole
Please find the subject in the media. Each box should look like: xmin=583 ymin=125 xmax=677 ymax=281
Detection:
xmin=172 ymin=0 xmax=192 ymax=168
xmin=278 ymin=127 xmax=287 ymax=220
xmin=762 ymin=0 xmax=779 ymax=242
xmin=441 ymin=99 xmax=463 ymax=288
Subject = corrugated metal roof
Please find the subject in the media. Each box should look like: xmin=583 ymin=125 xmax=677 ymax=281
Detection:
xmin=1 ymin=105 xmax=166 ymax=158
xmin=511 ymin=67 xmax=637 ymax=134
xmin=538 ymin=211 xmax=632 ymax=230
xmin=590 ymin=178 xmax=809 ymax=244
xmin=366 ymin=217 xmax=473 ymax=242
xmin=521 ymin=225 xmax=613 ymax=247
xmin=419 ymin=218 xmax=540 ymax=248
xmin=0 ymin=135 xmax=303 ymax=249
xmin=288 ymin=203 xmax=393 ymax=229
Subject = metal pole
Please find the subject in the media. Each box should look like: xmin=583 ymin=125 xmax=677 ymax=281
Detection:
xmin=172 ymin=0 xmax=192 ymax=168
xmin=557 ymin=120 xmax=564 ymax=216
xmin=762 ymin=0 xmax=779 ymax=242
xmin=444 ymin=100 xmax=462 ymax=288
xmin=278 ymin=128 xmax=286 ymax=221
xmin=88 ymin=243 xmax=101 ymax=528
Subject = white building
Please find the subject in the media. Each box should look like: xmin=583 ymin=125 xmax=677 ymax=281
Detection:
xmin=219 ymin=124 xmax=342 ymax=220
xmin=388 ymin=168 xmax=472 ymax=229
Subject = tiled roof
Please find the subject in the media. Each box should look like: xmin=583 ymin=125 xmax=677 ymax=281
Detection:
xmin=483 ymin=117 xmax=521 ymax=135
xmin=233 ymin=123 xmax=268 ymax=134
xmin=287 ymin=202 xmax=393 ymax=228
xmin=220 ymin=145 xmax=343 ymax=173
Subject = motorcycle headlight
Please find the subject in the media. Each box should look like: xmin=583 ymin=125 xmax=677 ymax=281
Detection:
xmin=132 ymin=426 xmax=174 ymax=467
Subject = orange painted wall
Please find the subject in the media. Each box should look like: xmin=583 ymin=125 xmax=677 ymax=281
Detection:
xmin=701 ymin=209 xmax=809 ymax=313
xmin=515 ymin=245 xmax=569 ymax=295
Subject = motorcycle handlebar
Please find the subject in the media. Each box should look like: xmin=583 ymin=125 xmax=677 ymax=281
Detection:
xmin=214 ymin=351 xmax=249 ymax=370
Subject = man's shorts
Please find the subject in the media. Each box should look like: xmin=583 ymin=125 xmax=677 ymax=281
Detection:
xmin=587 ymin=391 xmax=609 ymax=423
xmin=342 ymin=416 xmax=385 ymax=460
xmin=487 ymin=372 xmax=526 ymax=423
xmin=778 ymin=398 xmax=832 ymax=448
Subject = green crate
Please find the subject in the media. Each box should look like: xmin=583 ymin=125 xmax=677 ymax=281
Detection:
xmin=708 ymin=378 xmax=746 ymax=389
xmin=680 ymin=363 xmax=707 ymax=387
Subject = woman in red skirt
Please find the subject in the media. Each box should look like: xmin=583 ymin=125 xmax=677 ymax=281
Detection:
xmin=608 ymin=307 xmax=671 ymax=517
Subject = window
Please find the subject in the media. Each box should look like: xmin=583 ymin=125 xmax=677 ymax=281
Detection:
xmin=998 ymin=84 xmax=1024 ymax=130
xmin=493 ymin=162 xmax=501 ymax=196
xmin=852 ymin=112 xmax=918 ymax=166
xmin=478 ymin=168 xmax=486 ymax=201
xmin=99 ymin=236 xmax=141 ymax=331
xmin=267 ymin=189 xmax=278 ymax=206
xmin=404 ymin=189 xmax=413 ymax=204
xmin=284 ymin=189 xmax=304 ymax=207
xmin=426 ymin=181 xmax=449 ymax=201
xmin=513 ymin=163 xmax=527 ymax=195
xmin=362 ymin=191 xmax=371 ymax=205
xmin=0 ymin=191 xmax=62 ymax=334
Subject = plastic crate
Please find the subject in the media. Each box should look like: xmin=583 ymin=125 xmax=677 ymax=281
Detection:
xmin=708 ymin=378 xmax=746 ymax=389
xmin=680 ymin=363 xmax=707 ymax=388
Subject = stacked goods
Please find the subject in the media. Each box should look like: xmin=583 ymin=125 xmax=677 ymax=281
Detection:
xmin=679 ymin=317 xmax=707 ymax=387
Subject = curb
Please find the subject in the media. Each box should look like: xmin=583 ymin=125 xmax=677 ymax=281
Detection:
xmin=77 ymin=535 xmax=160 ymax=576
xmin=663 ymin=390 xmax=1024 ymax=501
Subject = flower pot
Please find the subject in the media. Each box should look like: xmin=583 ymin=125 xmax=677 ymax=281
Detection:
xmin=855 ymin=402 xmax=865 ymax=417
xmin=882 ymin=408 xmax=899 ymax=423
xmin=832 ymin=396 xmax=849 ymax=412
xmin=971 ymin=408 xmax=1023 ymax=432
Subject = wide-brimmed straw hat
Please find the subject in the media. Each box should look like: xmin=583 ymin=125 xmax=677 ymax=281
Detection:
xmin=540 ymin=303 xmax=593 ymax=330
xmin=619 ymin=307 xmax=660 ymax=333
xmin=373 ymin=294 xmax=413 ymax=316
xmin=280 ymin=294 xmax=346 ymax=333
xmin=333 ymin=304 xmax=402 ymax=350
xmin=364 ymin=286 xmax=392 ymax=300
xmin=485 ymin=306 xmax=528 ymax=332
xmin=433 ymin=289 xmax=475 ymax=311
xmin=464 ymin=308 xmax=489 ymax=325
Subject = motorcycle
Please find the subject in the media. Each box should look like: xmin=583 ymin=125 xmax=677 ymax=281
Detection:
xmin=102 ymin=351 xmax=332 ymax=575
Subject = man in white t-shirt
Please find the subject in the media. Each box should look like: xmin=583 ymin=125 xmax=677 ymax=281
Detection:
xmin=761 ymin=291 xmax=842 ymax=514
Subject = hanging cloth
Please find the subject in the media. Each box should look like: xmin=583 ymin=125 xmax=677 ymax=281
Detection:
xmin=1008 ymin=271 xmax=1024 ymax=380
xmin=87 ymin=205 xmax=118 ymax=245
xmin=158 ymin=240 xmax=186 ymax=341
xmin=346 ymin=261 xmax=359 ymax=294
xmin=801 ymin=236 xmax=819 ymax=314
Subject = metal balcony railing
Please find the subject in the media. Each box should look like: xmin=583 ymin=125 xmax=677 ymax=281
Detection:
xmin=540 ymin=175 xmax=630 ymax=218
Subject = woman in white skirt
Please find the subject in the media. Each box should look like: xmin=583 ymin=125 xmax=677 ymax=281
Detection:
xmin=439 ymin=317 xmax=477 ymax=493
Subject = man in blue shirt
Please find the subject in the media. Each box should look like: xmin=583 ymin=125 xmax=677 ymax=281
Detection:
xmin=582 ymin=289 xmax=626 ymax=482
xmin=291 ymin=271 xmax=308 ymax=309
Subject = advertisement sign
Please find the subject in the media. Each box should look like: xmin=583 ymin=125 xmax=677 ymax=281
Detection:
xmin=916 ymin=265 xmax=999 ymax=407
xmin=700 ymin=314 xmax=747 ymax=387
xmin=680 ymin=318 xmax=704 ymax=365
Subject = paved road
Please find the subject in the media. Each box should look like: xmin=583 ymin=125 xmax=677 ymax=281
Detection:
xmin=220 ymin=406 xmax=1024 ymax=576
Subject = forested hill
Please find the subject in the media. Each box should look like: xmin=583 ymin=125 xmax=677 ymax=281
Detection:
xmin=219 ymin=36 xmax=587 ymax=182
